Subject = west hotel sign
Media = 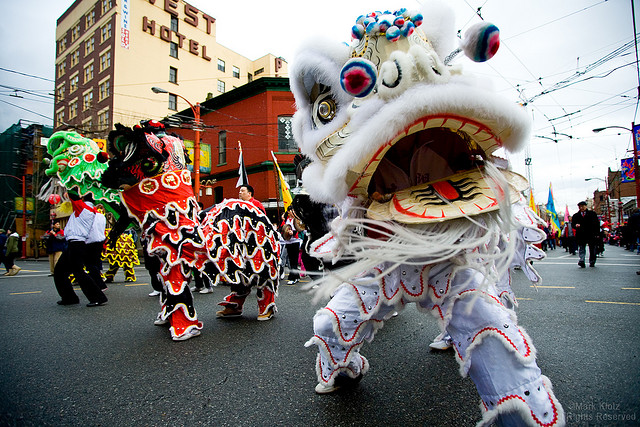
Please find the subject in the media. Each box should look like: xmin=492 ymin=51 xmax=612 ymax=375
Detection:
xmin=143 ymin=0 xmax=216 ymax=61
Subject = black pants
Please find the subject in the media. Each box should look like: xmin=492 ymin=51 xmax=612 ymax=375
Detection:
xmin=54 ymin=241 xmax=107 ymax=304
xmin=85 ymin=241 xmax=106 ymax=290
xmin=4 ymin=253 xmax=16 ymax=271
xmin=285 ymin=242 xmax=300 ymax=281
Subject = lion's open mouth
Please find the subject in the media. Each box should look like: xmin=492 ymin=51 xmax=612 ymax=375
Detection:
xmin=345 ymin=114 xmax=526 ymax=223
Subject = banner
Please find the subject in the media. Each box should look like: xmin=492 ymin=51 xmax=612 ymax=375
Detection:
xmin=546 ymin=183 xmax=561 ymax=234
xmin=528 ymin=190 xmax=536 ymax=215
xmin=621 ymin=157 xmax=635 ymax=182
xmin=270 ymin=151 xmax=292 ymax=210
xmin=183 ymin=140 xmax=211 ymax=174
xmin=121 ymin=0 xmax=130 ymax=49
xmin=236 ymin=141 xmax=249 ymax=188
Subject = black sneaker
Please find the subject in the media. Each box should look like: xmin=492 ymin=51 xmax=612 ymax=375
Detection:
xmin=578 ymin=261 xmax=586 ymax=268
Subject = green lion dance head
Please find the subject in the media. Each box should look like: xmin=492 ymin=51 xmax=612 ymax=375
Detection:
xmin=45 ymin=131 xmax=121 ymax=208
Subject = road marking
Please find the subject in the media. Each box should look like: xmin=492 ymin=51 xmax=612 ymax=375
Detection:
xmin=518 ymin=297 xmax=533 ymax=300
xmin=538 ymin=262 xmax=640 ymax=266
xmin=622 ymin=287 xmax=640 ymax=290
xmin=125 ymin=283 xmax=149 ymax=287
xmin=10 ymin=291 xmax=42 ymax=295
xmin=585 ymin=300 xmax=640 ymax=306
xmin=530 ymin=285 xmax=575 ymax=289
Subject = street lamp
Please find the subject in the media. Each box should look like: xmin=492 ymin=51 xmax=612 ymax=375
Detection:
xmin=151 ymin=87 xmax=202 ymax=201
xmin=0 ymin=173 xmax=27 ymax=258
xmin=585 ymin=177 xmax=611 ymax=224
xmin=592 ymin=124 xmax=640 ymax=213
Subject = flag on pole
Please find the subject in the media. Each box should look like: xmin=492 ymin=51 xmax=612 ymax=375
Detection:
xmin=528 ymin=189 xmax=537 ymax=214
xmin=564 ymin=205 xmax=570 ymax=224
xmin=546 ymin=183 xmax=561 ymax=234
xmin=271 ymin=151 xmax=292 ymax=210
xmin=236 ymin=141 xmax=249 ymax=188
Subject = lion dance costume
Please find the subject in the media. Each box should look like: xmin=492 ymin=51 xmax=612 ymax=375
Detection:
xmin=100 ymin=122 xmax=280 ymax=341
xmin=103 ymin=229 xmax=140 ymax=282
xmin=290 ymin=3 xmax=564 ymax=426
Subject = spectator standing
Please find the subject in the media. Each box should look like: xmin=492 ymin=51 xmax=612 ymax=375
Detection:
xmin=43 ymin=221 xmax=66 ymax=276
xmin=0 ymin=229 xmax=7 ymax=272
xmin=571 ymin=201 xmax=600 ymax=268
xmin=3 ymin=229 xmax=21 ymax=276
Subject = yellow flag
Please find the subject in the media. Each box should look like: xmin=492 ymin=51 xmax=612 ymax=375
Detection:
xmin=528 ymin=189 xmax=536 ymax=214
xmin=271 ymin=151 xmax=292 ymax=210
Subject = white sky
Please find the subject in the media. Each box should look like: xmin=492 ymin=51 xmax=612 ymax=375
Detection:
xmin=0 ymin=0 xmax=638 ymax=215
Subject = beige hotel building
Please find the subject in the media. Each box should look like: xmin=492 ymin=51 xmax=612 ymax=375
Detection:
xmin=54 ymin=0 xmax=288 ymax=138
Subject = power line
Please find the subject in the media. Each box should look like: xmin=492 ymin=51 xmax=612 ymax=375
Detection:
xmin=0 ymin=67 xmax=54 ymax=83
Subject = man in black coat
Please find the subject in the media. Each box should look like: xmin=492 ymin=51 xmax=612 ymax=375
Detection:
xmin=571 ymin=201 xmax=601 ymax=267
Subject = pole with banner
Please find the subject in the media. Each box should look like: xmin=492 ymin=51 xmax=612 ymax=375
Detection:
xmin=632 ymin=123 xmax=640 ymax=206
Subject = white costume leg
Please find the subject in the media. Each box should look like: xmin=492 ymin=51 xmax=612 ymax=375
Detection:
xmin=306 ymin=268 xmax=399 ymax=388
xmin=445 ymin=268 xmax=564 ymax=427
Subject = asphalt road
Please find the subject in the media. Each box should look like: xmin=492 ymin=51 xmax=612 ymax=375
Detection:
xmin=0 ymin=244 xmax=638 ymax=426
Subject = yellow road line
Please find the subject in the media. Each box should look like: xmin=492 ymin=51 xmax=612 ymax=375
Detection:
xmin=585 ymin=300 xmax=640 ymax=306
xmin=10 ymin=291 xmax=42 ymax=295
xmin=518 ymin=298 xmax=533 ymax=300
xmin=622 ymin=287 xmax=640 ymax=290
xmin=125 ymin=283 xmax=149 ymax=287
xmin=530 ymin=285 xmax=575 ymax=289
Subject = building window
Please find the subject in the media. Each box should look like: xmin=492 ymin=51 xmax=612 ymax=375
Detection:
xmin=218 ymin=131 xmax=226 ymax=165
xmin=71 ymin=23 xmax=80 ymax=42
xmin=278 ymin=116 xmax=297 ymax=151
xmin=217 ymin=59 xmax=225 ymax=72
xmin=101 ymin=23 xmax=112 ymax=43
xmin=55 ymin=109 xmax=65 ymax=127
xmin=83 ymin=91 xmax=93 ymax=110
xmin=84 ymin=63 xmax=94 ymax=83
xmin=86 ymin=10 xmax=95 ymax=27
xmin=217 ymin=80 xmax=225 ymax=93
xmin=232 ymin=66 xmax=240 ymax=78
xmin=83 ymin=117 xmax=93 ymax=132
xmin=85 ymin=37 xmax=95 ymax=55
xmin=69 ymin=100 xmax=78 ymax=119
xmin=56 ymin=85 xmax=65 ymax=103
xmin=169 ymin=42 xmax=178 ymax=58
xmin=99 ymin=79 xmax=110 ymax=101
xmin=69 ymin=74 xmax=79 ymax=92
xmin=168 ymin=93 xmax=177 ymax=110
xmin=170 ymin=16 xmax=178 ymax=32
xmin=98 ymin=110 xmax=110 ymax=128
xmin=101 ymin=0 xmax=112 ymax=14
xmin=169 ymin=67 xmax=178 ymax=84
xmin=254 ymin=68 xmax=264 ymax=75
xmin=57 ymin=61 xmax=66 ymax=78
xmin=214 ymin=186 xmax=223 ymax=203
xmin=99 ymin=50 xmax=111 ymax=72
xmin=70 ymin=49 xmax=80 ymax=68
xmin=58 ymin=38 xmax=67 ymax=55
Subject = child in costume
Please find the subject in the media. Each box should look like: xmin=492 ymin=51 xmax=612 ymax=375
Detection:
xmin=290 ymin=3 xmax=564 ymax=426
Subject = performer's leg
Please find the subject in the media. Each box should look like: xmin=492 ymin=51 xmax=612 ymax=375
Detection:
xmin=68 ymin=241 xmax=107 ymax=305
xmin=216 ymin=283 xmax=250 ymax=317
xmin=446 ymin=269 xmax=564 ymax=427
xmin=105 ymin=264 xmax=119 ymax=282
xmin=53 ymin=249 xmax=79 ymax=304
xmin=159 ymin=263 xmax=201 ymax=341
xmin=306 ymin=279 xmax=398 ymax=393
xmin=256 ymin=285 xmax=277 ymax=320
xmin=124 ymin=264 xmax=136 ymax=282
xmin=286 ymin=242 xmax=300 ymax=282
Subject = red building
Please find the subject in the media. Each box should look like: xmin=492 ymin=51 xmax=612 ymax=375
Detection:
xmin=167 ymin=77 xmax=298 ymax=222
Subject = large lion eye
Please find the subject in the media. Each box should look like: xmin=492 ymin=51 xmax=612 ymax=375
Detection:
xmin=318 ymin=99 xmax=336 ymax=122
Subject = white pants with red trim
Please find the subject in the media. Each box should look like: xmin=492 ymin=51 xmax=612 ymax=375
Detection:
xmin=305 ymin=262 xmax=565 ymax=427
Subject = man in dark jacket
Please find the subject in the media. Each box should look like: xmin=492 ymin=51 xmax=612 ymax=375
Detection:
xmin=571 ymin=201 xmax=600 ymax=268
